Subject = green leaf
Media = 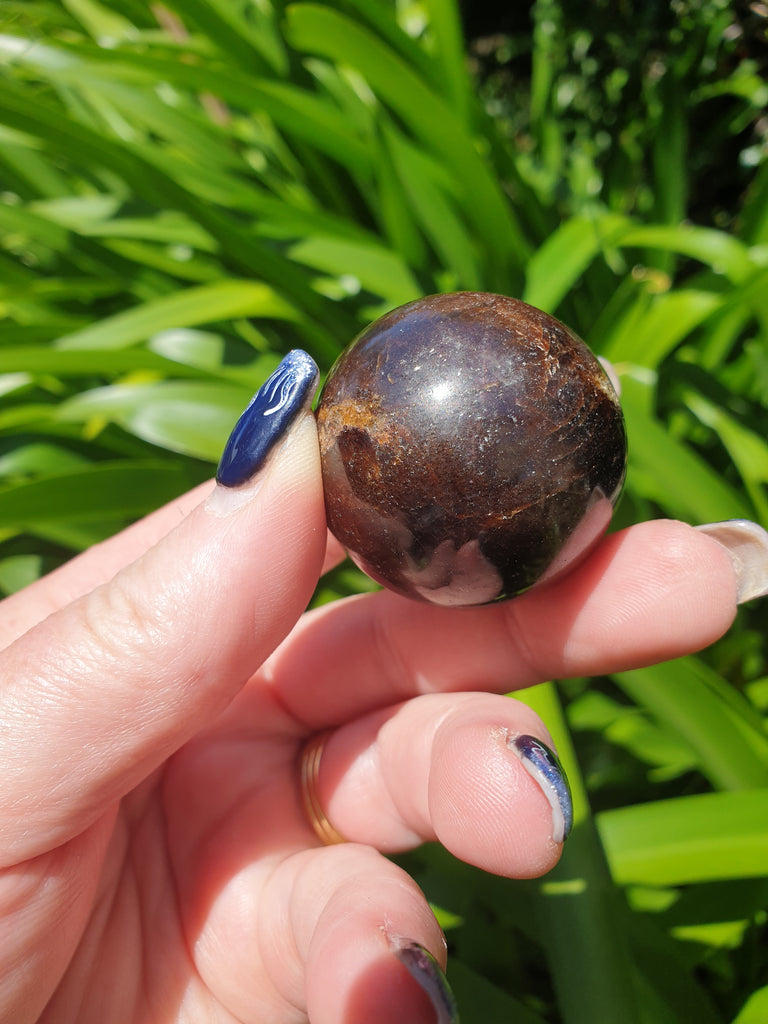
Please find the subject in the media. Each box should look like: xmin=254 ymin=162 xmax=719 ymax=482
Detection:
xmin=599 ymin=791 xmax=768 ymax=886
xmin=741 ymin=161 xmax=768 ymax=247
xmin=286 ymin=233 xmax=421 ymax=308
xmin=29 ymin=193 xmax=123 ymax=228
xmin=161 ymin=0 xmax=285 ymax=74
xmin=568 ymin=691 xmax=698 ymax=779
xmin=0 ymin=199 xmax=72 ymax=253
xmin=56 ymin=380 xmax=254 ymax=459
xmin=732 ymin=985 xmax=768 ymax=1024
xmin=602 ymin=290 xmax=723 ymax=368
xmin=61 ymin=0 xmax=135 ymax=42
xmin=683 ymin=389 xmax=768 ymax=523
xmin=651 ymin=73 xmax=688 ymax=244
xmin=523 ymin=214 xmax=624 ymax=313
xmin=422 ymin=0 xmax=473 ymax=124
xmin=382 ymin=124 xmax=481 ymax=290
xmin=613 ymin=657 xmax=768 ymax=792
xmin=621 ymin=386 xmax=752 ymax=523
xmin=529 ymin=0 xmax=566 ymax=189
xmin=62 ymin=46 xmax=371 ymax=175
xmin=54 ymin=281 xmax=300 ymax=350
xmin=0 ymin=373 xmax=32 ymax=399
xmin=517 ymin=684 xmax=646 ymax=1024
xmin=0 ymin=80 xmax=348 ymax=347
xmin=284 ymin=3 xmax=530 ymax=279
xmin=448 ymin=958 xmax=548 ymax=1024
xmin=0 ymin=554 xmax=45 ymax=595
xmin=613 ymin=223 xmax=756 ymax=284
xmin=0 ymin=461 xmax=199 ymax=526
xmin=0 ymin=442 xmax=90 ymax=479
xmin=0 ymin=345 xmax=211 ymax=378
xmin=625 ymin=909 xmax=724 ymax=1024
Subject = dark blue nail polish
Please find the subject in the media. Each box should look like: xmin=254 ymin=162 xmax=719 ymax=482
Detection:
xmin=508 ymin=734 xmax=573 ymax=843
xmin=392 ymin=940 xmax=459 ymax=1024
xmin=216 ymin=350 xmax=318 ymax=487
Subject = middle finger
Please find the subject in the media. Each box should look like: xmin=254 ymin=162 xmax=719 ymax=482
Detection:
xmin=263 ymin=520 xmax=737 ymax=729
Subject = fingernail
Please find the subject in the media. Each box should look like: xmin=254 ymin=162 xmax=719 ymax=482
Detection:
xmin=215 ymin=349 xmax=319 ymax=488
xmin=507 ymin=734 xmax=573 ymax=843
xmin=695 ymin=520 xmax=768 ymax=604
xmin=391 ymin=938 xmax=459 ymax=1024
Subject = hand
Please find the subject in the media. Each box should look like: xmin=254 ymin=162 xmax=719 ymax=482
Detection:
xmin=0 ymin=352 xmax=754 ymax=1024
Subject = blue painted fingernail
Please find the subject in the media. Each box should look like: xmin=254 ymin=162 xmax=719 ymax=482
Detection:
xmin=391 ymin=939 xmax=459 ymax=1024
xmin=216 ymin=350 xmax=318 ymax=487
xmin=508 ymin=734 xmax=573 ymax=843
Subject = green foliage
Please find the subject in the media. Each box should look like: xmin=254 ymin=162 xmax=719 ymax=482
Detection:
xmin=1 ymin=0 xmax=767 ymax=1021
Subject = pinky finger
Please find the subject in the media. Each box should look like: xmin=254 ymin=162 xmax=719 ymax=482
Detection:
xmin=259 ymin=845 xmax=458 ymax=1024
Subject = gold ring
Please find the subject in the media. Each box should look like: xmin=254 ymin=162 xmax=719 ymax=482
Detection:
xmin=299 ymin=730 xmax=347 ymax=845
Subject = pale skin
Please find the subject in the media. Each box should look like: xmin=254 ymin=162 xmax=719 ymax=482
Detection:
xmin=0 ymin=411 xmax=739 ymax=1023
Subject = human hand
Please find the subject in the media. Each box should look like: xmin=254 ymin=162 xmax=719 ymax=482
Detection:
xmin=1 ymin=351 xmax=764 ymax=1023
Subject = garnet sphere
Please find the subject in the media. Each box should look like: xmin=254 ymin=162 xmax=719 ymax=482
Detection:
xmin=316 ymin=292 xmax=627 ymax=607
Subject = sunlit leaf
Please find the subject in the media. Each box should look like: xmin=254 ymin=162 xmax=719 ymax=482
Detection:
xmin=56 ymin=380 xmax=254 ymax=459
xmin=614 ymin=656 xmax=768 ymax=791
xmin=599 ymin=791 xmax=768 ymax=885
xmin=732 ymin=986 xmax=768 ymax=1024
xmin=54 ymin=281 xmax=300 ymax=351
xmin=0 ymin=461 xmax=201 ymax=525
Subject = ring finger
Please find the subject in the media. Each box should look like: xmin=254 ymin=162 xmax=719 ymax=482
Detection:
xmin=301 ymin=691 xmax=572 ymax=879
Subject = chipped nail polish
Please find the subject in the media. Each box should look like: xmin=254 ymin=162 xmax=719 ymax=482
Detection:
xmin=391 ymin=938 xmax=459 ymax=1024
xmin=695 ymin=519 xmax=768 ymax=604
xmin=215 ymin=349 xmax=318 ymax=487
xmin=508 ymin=734 xmax=573 ymax=843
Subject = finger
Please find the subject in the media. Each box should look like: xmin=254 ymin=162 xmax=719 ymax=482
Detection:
xmin=265 ymin=519 xmax=739 ymax=727
xmin=0 ymin=481 xmax=213 ymax=648
xmin=300 ymin=850 xmax=455 ymax=1024
xmin=0 ymin=356 xmax=326 ymax=863
xmin=0 ymin=492 xmax=345 ymax=651
xmin=300 ymin=692 xmax=569 ymax=878
xmin=180 ymin=840 xmax=455 ymax=1024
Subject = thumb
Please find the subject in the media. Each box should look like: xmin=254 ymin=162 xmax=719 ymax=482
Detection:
xmin=0 ymin=351 xmax=326 ymax=863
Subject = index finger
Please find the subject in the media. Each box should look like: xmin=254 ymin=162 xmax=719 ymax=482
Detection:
xmin=263 ymin=519 xmax=740 ymax=728
xmin=0 ymin=483 xmax=346 ymax=651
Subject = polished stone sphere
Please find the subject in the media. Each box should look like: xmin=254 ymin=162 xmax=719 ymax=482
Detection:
xmin=316 ymin=292 xmax=627 ymax=606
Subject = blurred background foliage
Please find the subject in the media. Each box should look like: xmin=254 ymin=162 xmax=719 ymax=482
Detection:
xmin=1 ymin=0 xmax=767 ymax=1021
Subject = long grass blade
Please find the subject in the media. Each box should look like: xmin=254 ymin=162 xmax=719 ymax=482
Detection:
xmin=53 ymin=281 xmax=299 ymax=351
xmin=613 ymin=657 xmax=768 ymax=792
xmin=599 ymin=791 xmax=768 ymax=886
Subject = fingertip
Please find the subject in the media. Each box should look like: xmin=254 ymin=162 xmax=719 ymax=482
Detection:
xmin=694 ymin=519 xmax=767 ymax=605
xmin=303 ymin=850 xmax=448 ymax=1024
xmin=214 ymin=348 xmax=319 ymax=488
xmin=429 ymin=709 xmax=565 ymax=879
xmin=615 ymin=518 xmax=739 ymax=648
xmin=513 ymin=518 xmax=740 ymax=679
xmin=205 ymin=407 xmax=321 ymax=517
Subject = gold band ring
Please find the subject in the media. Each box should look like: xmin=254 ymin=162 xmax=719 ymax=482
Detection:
xmin=299 ymin=729 xmax=347 ymax=846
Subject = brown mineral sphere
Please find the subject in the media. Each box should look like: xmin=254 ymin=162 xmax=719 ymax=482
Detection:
xmin=316 ymin=292 xmax=627 ymax=606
